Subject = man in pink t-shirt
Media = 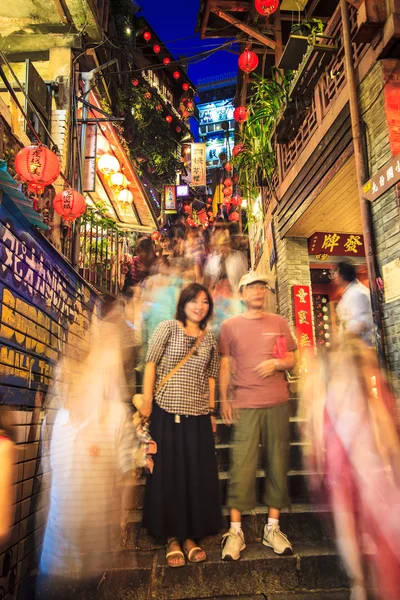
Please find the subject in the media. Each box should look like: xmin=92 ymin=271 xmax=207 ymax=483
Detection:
xmin=219 ymin=272 xmax=297 ymax=560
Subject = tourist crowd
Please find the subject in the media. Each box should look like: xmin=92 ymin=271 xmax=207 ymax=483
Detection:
xmin=1 ymin=227 xmax=399 ymax=600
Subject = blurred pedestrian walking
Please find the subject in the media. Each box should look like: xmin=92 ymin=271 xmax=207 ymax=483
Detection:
xmin=0 ymin=407 xmax=16 ymax=542
xmin=219 ymin=272 xmax=297 ymax=560
xmin=36 ymin=305 xmax=136 ymax=597
xmin=332 ymin=261 xmax=374 ymax=346
xmin=141 ymin=283 xmax=221 ymax=567
xmin=300 ymin=338 xmax=400 ymax=600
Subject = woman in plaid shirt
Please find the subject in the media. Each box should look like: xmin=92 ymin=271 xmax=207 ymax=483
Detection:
xmin=141 ymin=283 xmax=221 ymax=567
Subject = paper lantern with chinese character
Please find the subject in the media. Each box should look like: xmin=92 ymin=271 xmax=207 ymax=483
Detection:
xmin=166 ymin=115 xmax=173 ymax=123
xmin=118 ymin=189 xmax=133 ymax=206
xmin=96 ymin=135 xmax=110 ymax=155
xmin=53 ymin=189 xmax=86 ymax=222
xmin=234 ymin=106 xmax=248 ymax=123
xmin=110 ymin=172 xmax=128 ymax=191
xmin=143 ymin=31 xmax=151 ymax=41
xmin=228 ymin=211 xmax=240 ymax=222
xmin=173 ymin=71 xmax=181 ymax=80
xmin=163 ymin=57 xmax=171 ymax=65
xmin=98 ymin=153 xmax=120 ymax=176
xmin=232 ymin=143 xmax=244 ymax=157
xmin=225 ymin=162 xmax=233 ymax=172
xmin=14 ymin=145 xmax=60 ymax=194
xmin=238 ymin=50 xmax=259 ymax=73
xmin=231 ymin=194 xmax=243 ymax=207
xmin=153 ymin=45 xmax=161 ymax=54
xmin=255 ymin=0 xmax=279 ymax=16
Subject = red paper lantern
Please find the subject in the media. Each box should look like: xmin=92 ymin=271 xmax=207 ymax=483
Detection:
xmin=155 ymin=104 xmax=163 ymax=111
xmin=143 ymin=31 xmax=151 ymax=41
xmin=151 ymin=231 xmax=161 ymax=242
xmin=182 ymin=83 xmax=189 ymax=91
xmin=228 ymin=211 xmax=240 ymax=222
xmin=144 ymin=91 xmax=152 ymax=99
xmin=238 ymin=50 xmax=259 ymax=73
xmin=15 ymin=145 xmax=60 ymax=195
xmin=233 ymin=173 xmax=240 ymax=184
xmin=223 ymin=178 xmax=233 ymax=187
xmin=173 ymin=71 xmax=181 ymax=80
xmin=223 ymin=197 xmax=231 ymax=206
xmin=225 ymin=162 xmax=233 ymax=172
xmin=131 ymin=78 xmax=139 ymax=87
xmin=53 ymin=189 xmax=86 ymax=222
xmin=232 ymin=194 xmax=243 ymax=207
xmin=234 ymin=106 xmax=248 ymax=123
xmin=183 ymin=204 xmax=191 ymax=214
xmin=163 ymin=57 xmax=171 ymax=65
xmin=223 ymin=186 xmax=233 ymax=196
xmin=165 ymin=115 xmax=172 ymax=123
xmin=233 ymin=143 xmax=244 ymax=157
xmin=176 ymin=126 xmax=182 ymax=133
xmin=153 ymin=45 xmax=161 ymax=54
xmin=255 ymin=0 xmax=279 ymax=16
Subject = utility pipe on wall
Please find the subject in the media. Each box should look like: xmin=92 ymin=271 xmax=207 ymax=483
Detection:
xmin=340 ymin=0 xmax=386 ymax=368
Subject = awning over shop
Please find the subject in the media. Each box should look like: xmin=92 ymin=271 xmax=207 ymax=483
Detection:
xmin=0 ymin=160 xmax=48 ymax=229
xmin=89 ymin=93 xmax=158 ymax=232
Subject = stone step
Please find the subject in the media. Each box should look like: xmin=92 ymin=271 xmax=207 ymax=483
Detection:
xmin=124 ymin=504 xmax=334 ymax=552
xmin=191 ymin=594 xmax=350 ymax=600
xmin=267 ymin=593 xmax=350 ymax=600
xmin=64 ymin=542 xmax=348 ymax=600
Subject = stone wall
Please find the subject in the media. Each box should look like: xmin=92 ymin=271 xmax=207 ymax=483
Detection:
xmin=0 ymin=192 xmax=101 ymax=600
xmin=275 ymin=233 xmax=312 ymax=324
xmin=359 ymin=59 xmax=400 ymax=384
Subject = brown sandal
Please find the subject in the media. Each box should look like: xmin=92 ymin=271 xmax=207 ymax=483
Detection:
xmin=183 ymin=545 xmax=207 ymax=563
xmin=166 ymin=538 xmax=185 ymax=568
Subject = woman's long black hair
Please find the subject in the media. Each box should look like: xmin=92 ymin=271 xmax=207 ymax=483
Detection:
xmin=176 ymin=283 xmax=213 ymax=331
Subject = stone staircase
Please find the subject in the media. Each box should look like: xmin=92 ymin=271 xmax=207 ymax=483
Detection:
xmin=90 ymin=390 xmax=350 ymax=600
xmin=57 ymin=390 xmax=349 ymax=600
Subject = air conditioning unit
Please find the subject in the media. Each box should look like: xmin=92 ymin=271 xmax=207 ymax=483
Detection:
xmin=280 ymin=0 xmax=308 ymax=9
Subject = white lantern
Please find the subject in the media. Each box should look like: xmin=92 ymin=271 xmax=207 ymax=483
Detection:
xmin=118 ymin=189 xmax=133 ymax=205
xmin=110 ymin=172 xmax=128 ymax=191
xmin=98 ymin=153 xmax=120 ymax=176
xmin=96 ymin=135 xmax=110 ymax=155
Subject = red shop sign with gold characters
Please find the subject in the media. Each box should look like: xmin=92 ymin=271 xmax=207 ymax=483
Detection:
xmin=308 ymin=232 xmax=365 ymax=257
xmin=292 ymin=285 xmax=315 ymax=372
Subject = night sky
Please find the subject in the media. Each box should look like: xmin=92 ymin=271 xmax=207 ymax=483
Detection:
xmin=140 ymin=0 xmax=238 ymax=85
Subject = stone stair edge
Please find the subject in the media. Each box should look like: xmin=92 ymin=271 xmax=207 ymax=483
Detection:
xmin=126 ymin=502 xmax=331 ymax=523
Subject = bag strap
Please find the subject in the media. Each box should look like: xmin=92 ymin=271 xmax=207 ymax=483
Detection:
xmin=155 ymin=332 xmax=205 ymax=394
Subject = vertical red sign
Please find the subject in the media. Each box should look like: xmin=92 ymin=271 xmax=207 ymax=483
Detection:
xmin=292 ymin=285 xmax=315 ymax=371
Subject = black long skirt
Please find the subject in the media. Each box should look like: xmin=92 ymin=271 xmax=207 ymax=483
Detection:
xmin=143 ymin=403 xmax=222 ymax=543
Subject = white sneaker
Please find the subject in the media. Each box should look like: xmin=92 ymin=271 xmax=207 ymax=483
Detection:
xmin=221 ymin=527 xmax=246 ymax=561
xmin=262 ymin=524 xmax=293 ymax=555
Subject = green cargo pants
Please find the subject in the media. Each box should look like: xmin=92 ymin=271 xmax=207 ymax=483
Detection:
xmin=227 ymin=403 xmax=290 ymax=512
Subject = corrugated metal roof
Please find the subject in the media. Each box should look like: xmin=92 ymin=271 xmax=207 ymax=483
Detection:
xmin=0 ymin=159 xmax=48 ymax=229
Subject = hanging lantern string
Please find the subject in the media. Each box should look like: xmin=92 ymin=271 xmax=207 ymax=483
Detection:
xmin=0 ymin=52 xmax=72 ymax=190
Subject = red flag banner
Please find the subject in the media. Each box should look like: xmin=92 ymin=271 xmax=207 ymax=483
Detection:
xmin=293 ymin=285 xmax=315 ymax=372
